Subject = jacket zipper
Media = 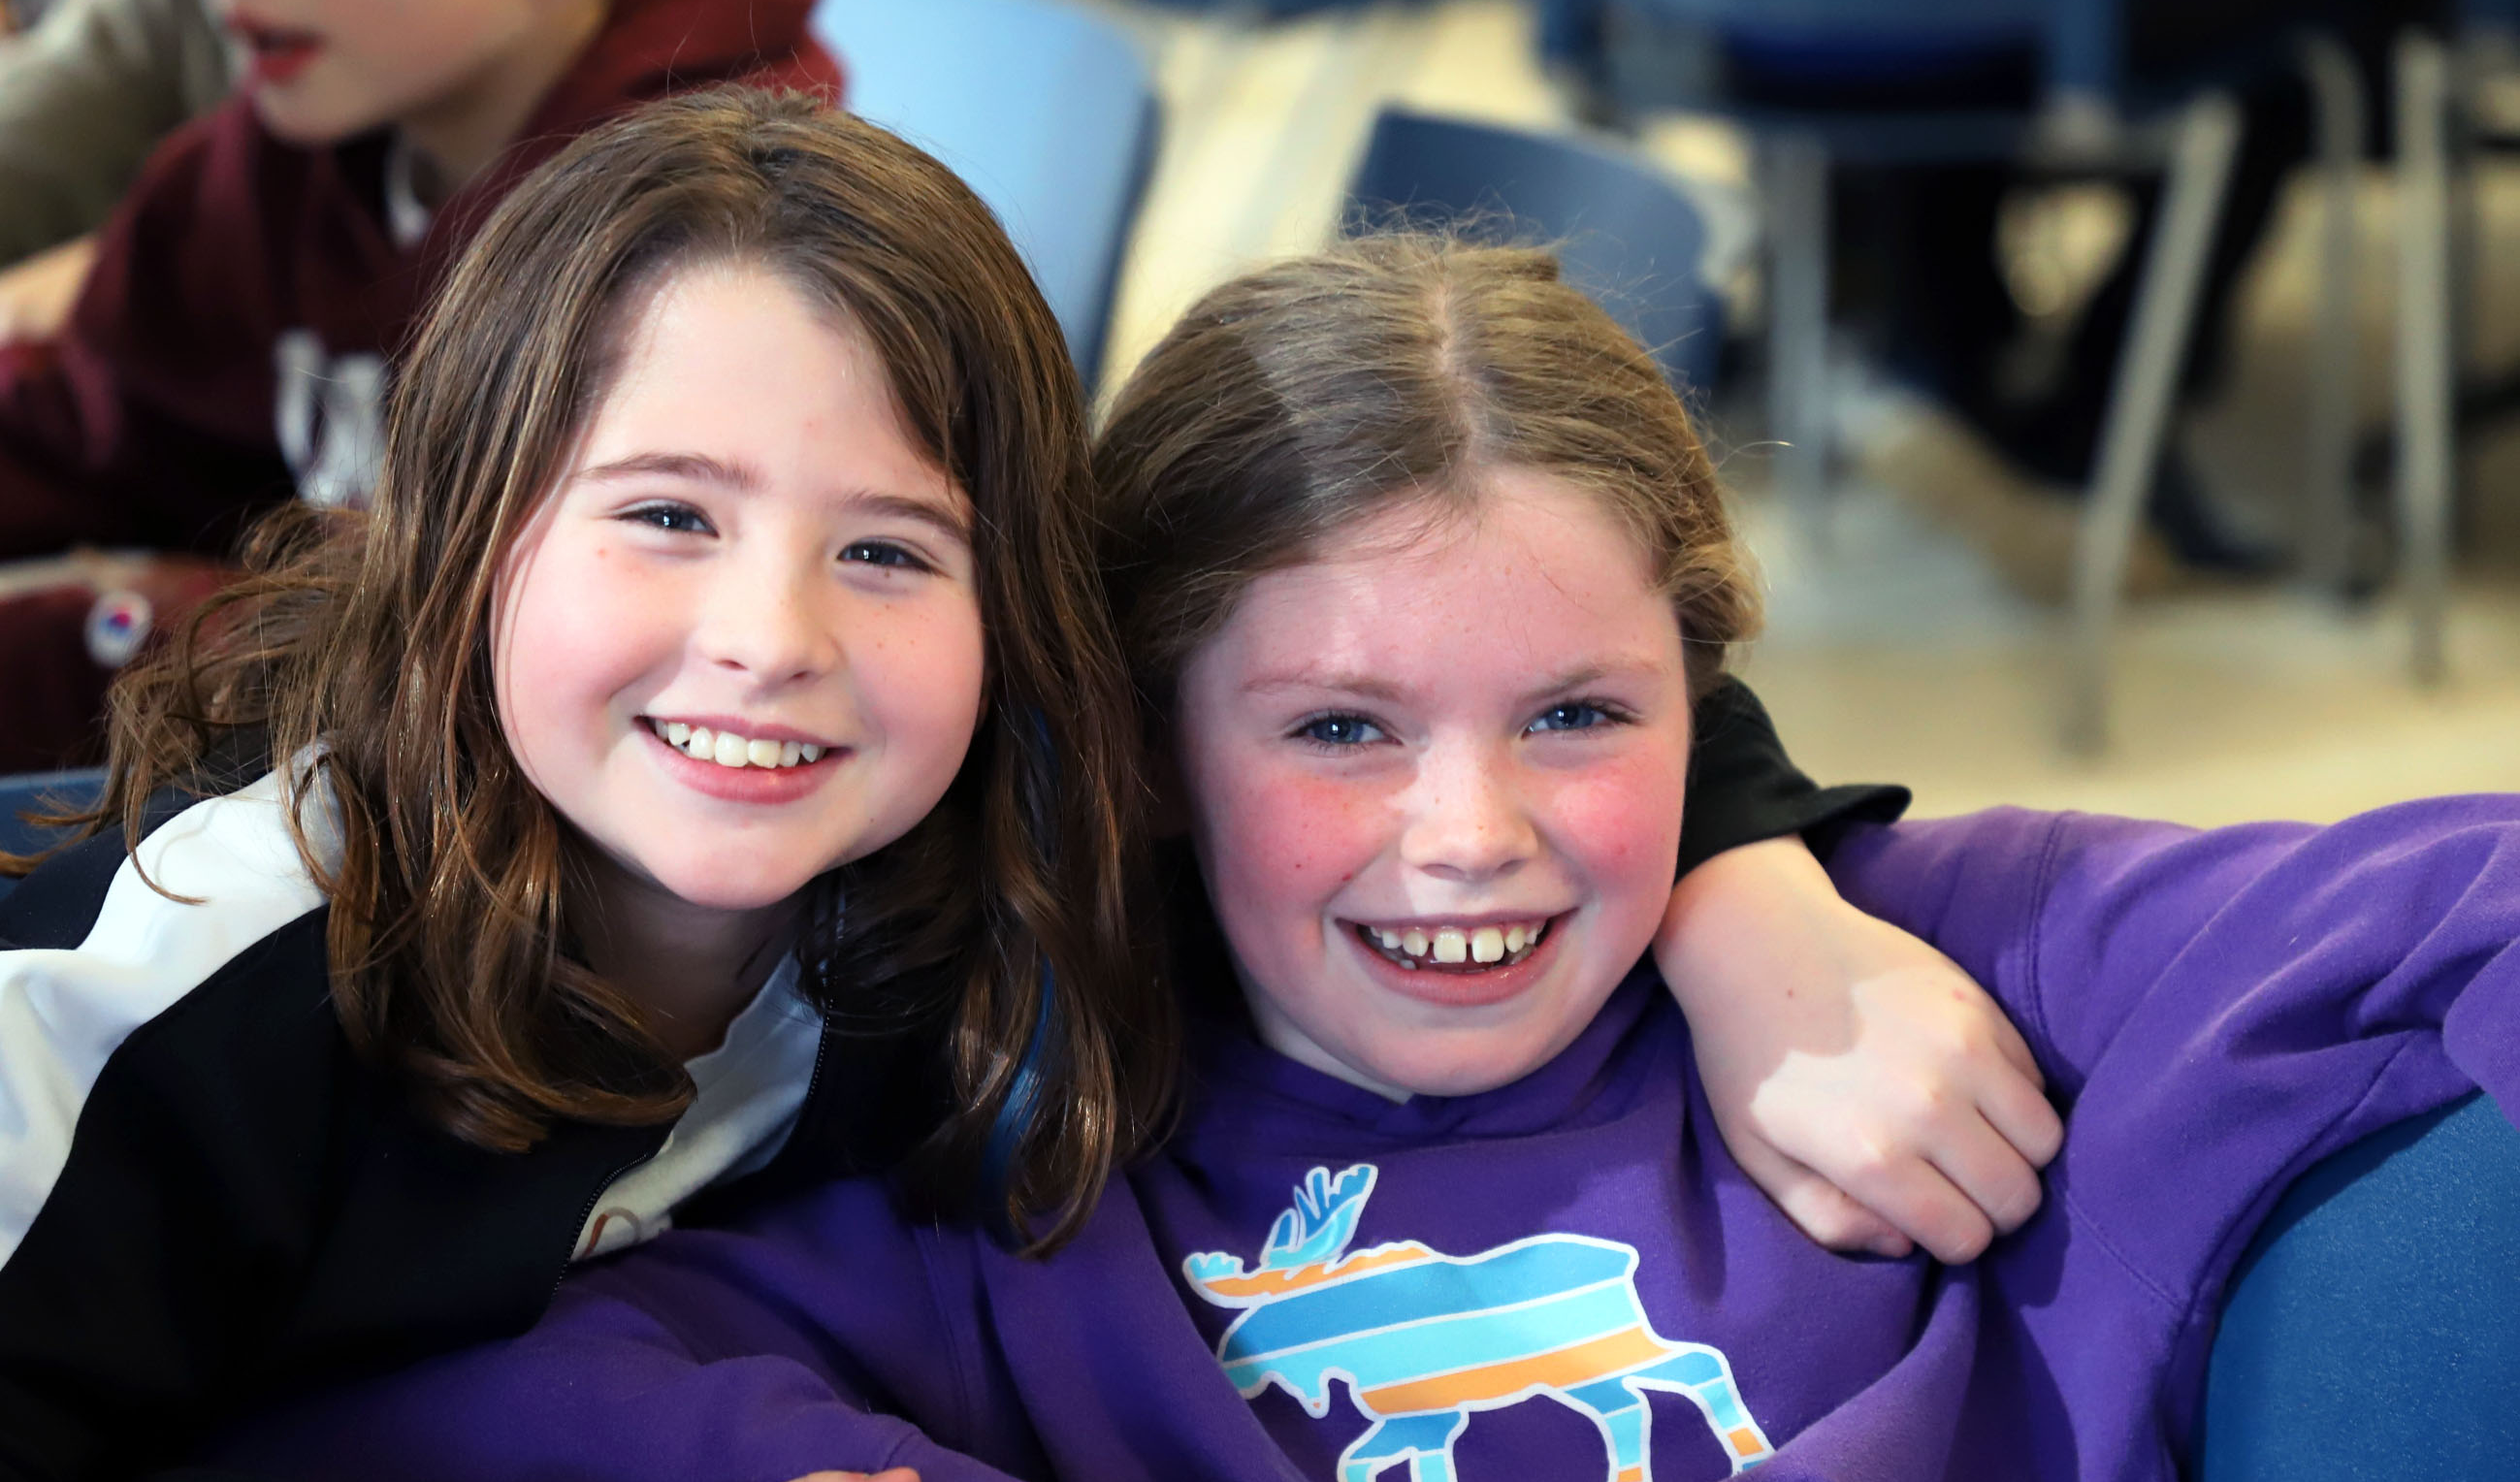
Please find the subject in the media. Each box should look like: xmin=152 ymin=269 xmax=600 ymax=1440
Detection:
xmin=551 ymin=1148 xmax=658 ymax=1301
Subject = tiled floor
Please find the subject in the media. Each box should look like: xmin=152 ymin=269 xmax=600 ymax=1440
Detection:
xmin=1094 ymin=0 xmax=2520 ymax=823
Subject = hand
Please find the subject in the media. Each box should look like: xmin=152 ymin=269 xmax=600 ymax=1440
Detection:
xmin=0 ymin=234 xmax=97 ymax=346
xmin=1657 ymin=836 xmax=2064 ymax=1263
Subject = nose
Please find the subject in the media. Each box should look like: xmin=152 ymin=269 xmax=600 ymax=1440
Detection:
xmin=694 ymin=543 xmax=841 ymax=688
xmin=1396 ymin=736 xmax=1538 ymax=883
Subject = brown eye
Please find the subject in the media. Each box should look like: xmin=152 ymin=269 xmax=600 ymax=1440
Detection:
xmin=841 ymin=540 xmax=928 ymax=571
xmin=623 ymin=501 xmax=713 ymax=535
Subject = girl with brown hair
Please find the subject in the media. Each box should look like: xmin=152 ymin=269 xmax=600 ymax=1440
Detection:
xmin=0 ymin=86 xmax=1162 ymax=1480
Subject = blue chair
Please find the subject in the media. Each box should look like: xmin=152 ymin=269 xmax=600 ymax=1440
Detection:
xmin=812 ymin=0 xmax=1162 ymax=390
xmin=2198 ymin=1092 xmax=2520 ymax=1478
xmin=1344 ymin=107 xmax=1725 ymax=397
xmin=0 ymin=765 xmax=106 ymax=903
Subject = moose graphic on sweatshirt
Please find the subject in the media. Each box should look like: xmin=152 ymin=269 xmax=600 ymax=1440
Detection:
xmin=1184 ymin=1164 xmax=1775 ymax=1481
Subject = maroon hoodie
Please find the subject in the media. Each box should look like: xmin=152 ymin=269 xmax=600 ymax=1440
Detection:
xmin=0 ymin=0 xmax=839 ymax=771
xmin=0 ymin=0 xmax=842 ymax=561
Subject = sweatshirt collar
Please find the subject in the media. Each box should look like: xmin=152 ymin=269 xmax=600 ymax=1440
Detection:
xmin=1176 ymin=966 xmax=1680 ymax=1156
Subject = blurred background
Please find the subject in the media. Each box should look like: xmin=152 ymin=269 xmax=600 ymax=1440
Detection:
xmin=5 ymin=0 xmax=2518 ymax=824
xmin=1045 ymin=0 xmax=2520 ymax=823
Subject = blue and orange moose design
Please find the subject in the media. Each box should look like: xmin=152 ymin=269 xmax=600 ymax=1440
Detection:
xmin=1184 ymin=1165 xmax=1775 ymax=1481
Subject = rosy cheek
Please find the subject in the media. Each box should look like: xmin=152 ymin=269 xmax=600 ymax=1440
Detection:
xmin=1206 ymin=762 xmax=1381 ymax=898
xmin=1544 ymin=752 xmax=1687 ymax=884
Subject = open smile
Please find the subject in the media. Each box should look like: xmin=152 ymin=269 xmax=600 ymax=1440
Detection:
xmin=642 ymin=716 xmax=837 ymax=771
xmin=639 ymin=716 xmax=849 ymax=804
xmin=1345 ymin=913 xmax=1568 ymax=975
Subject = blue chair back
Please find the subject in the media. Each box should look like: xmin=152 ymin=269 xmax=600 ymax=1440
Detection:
xmin=1344 ymin=108 xmax=1724 ymax=396
xmin=2199 ymin=1092 xmax=2520 ymax=1479
xmin=813 ymin=0 xmax=1161 ymax=389
xmin=0 ymin=766 xmax=107 ymax=904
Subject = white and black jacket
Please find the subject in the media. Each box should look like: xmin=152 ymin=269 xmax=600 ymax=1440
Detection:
xmin=0 ymin=776 xmax=948 ymax=1482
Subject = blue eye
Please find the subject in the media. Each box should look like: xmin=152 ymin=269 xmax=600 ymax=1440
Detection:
xmin=623 ymin=501 xmax=713 ymax=535
xmin=842 ymin=540 xmax=929 ymax=571
xmin=1528 ymin=701 xmax=1616 ymax=734
xmin=1297 ymin=714 xmax=1386 ymax=747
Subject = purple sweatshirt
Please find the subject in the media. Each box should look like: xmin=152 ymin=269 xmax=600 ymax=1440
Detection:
xmin=220 ymin=800 xmax=2520 ymax=1482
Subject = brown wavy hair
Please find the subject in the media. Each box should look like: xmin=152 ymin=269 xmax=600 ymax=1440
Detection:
xmin=32 ymin=88 xmax=1171 ymax=1249
xmin=1094 ymin=233 xmax=1760 ymax=724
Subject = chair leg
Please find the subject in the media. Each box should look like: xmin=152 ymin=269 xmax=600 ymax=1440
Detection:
xmin=2065 ymin=91 xmax=2242 ymax=755
xmin=2300 ymin=32 xmax=2365 ymax=595
xmin=2396 ymin=29 xmax=2455 ymax=687
xmin=1764 ymin=131 xmax=1830 ymax=522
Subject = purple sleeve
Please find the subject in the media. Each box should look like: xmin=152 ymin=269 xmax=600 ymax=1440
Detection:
xmin=1825 ymin=798 xmax=2520 ymax=1110
xmin=1826 ymin=797 xmax=2520 ymax=1341
xmin=216 ymin=1180 xmax=1037 ymax=1482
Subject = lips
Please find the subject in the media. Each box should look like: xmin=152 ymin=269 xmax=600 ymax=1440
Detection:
xmin=1342 ymin=912 xmax=1570 ymax=1009
xmin=226 ymin=14 xmax=324 ymax=85
xmin=644 ymin=718 xmax=847 ymax=805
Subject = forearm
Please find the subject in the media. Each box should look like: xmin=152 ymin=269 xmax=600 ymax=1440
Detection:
xmin=1659 ymin=825 xmax=2058 ymax=1262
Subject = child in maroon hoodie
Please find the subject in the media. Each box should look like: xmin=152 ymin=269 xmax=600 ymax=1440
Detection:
xmin=0 ymin=0 xmax=841 ymax=770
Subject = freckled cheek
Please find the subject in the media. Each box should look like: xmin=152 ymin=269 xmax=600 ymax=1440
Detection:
xmin=856 ymin=596 xmax=986 ymax=760
xmin=1202 ymin=764 xmax=1383 ymax=910
xmin=1541 ymin=754 xmax=1688 ymax=891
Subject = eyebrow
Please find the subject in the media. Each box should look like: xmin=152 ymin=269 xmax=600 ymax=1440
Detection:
xmin=575 ymin=450 xmax=972 ymax=540
xmin=1242 ymin=660 xmax=1662 ymax=705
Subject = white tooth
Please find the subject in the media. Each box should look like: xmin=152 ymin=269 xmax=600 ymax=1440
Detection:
xmin=1504 ymin=924 xmax=1527 ymax=953
xmin=712 ymin=731 xmax=749 ymax=767
xmin=687 ymin=725 xmax=714 ymax=757
xmin=663 ymin=722 xmax=691 ymax=747
xmin=747 ymin=737 xmax=783 ymax=768
xmin=1470 ymin=926 xmax=1505 ymax=963
xmin=1377 ymin=929 xmax=1401 ymax=950
xmin=781 ymin=740 xmax=802 ymax=768
xmin=1530 ymin=919 xmax=1548 ymax=943
xmin=1401 ymin=928 xmax=1429 ymax=957
xmin=1432 ymin=929 xmax=1468 ymax=964
xmin=799 ymin=743 xmax=824 ymax=763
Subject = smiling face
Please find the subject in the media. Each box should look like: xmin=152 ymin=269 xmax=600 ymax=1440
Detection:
xmin=490 ymin=261 xmax=985 ymax=937
xmin=1174 ymin=468 xmax=1694 ymax=1100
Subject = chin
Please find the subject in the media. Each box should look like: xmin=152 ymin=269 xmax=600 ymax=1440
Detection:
xmin=643 ymin=861 xmax=824 ymax=915
xmin=1360 ymin=1040 xmax=1550 ymax=1100
xmin=248 ymin=92 xmax=366 ymax=147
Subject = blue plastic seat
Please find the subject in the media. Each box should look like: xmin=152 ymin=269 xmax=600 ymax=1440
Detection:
xmin=813 ymin=0 xmax=1161 ymax=389
xmin=1344 ymin=107 xmax=1724 ymax=397
xmin=0 ymin=765 xmax=106 ymax=904
xmin=2198 ymin=1092 xmax=2520 ymax=1479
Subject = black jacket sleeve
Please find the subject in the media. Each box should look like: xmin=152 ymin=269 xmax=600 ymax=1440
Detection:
xmin=1675 ymin=677 xmax=1910 ymax=877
